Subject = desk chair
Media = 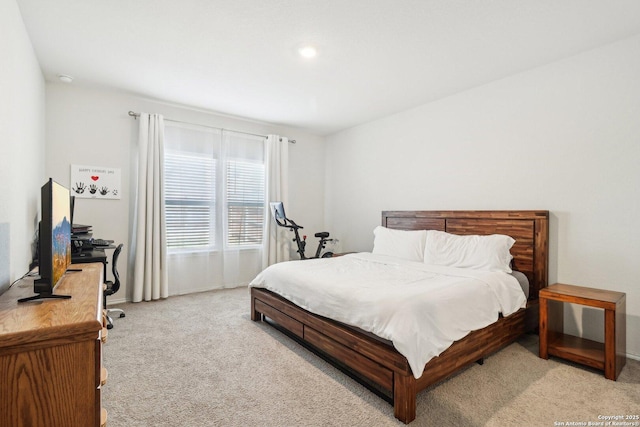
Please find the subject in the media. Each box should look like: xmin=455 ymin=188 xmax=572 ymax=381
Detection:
xmin=104 ymin=243 xmax=125 ymax=329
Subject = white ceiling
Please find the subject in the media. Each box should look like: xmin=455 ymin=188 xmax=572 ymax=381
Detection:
xmin=16 ymin=0 xmax=640 ymax=136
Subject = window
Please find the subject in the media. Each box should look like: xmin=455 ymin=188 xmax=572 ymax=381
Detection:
xmin=226 ymin=160 xmax=265 ymax=246
xmin=163 ymin=123 xmax=265 ymax=252
xmin=164 ymin=150 xmax=217 ymax=250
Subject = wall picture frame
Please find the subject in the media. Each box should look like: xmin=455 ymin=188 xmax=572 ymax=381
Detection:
xmin=70 ymin=165 xmax=121 ymax=199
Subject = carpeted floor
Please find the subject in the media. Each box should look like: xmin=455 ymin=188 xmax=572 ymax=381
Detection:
xmin=103 ymin=287 xmax=640 ymax=426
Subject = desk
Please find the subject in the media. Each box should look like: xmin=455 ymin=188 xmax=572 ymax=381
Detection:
xmin=72 ymin=247 xmax=113 ymax=278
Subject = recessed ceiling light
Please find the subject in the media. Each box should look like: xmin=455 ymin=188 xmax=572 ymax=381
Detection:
xmin=298 ymin=45 xmax=317 ymax=59
xmin=58 ymin=74 xmax=74 ymax=83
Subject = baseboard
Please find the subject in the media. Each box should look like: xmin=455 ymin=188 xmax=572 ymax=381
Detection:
xmin=106 ymin=296 xmax=127 ymax=305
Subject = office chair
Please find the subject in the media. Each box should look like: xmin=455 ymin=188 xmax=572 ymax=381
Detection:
xmin=104 ymin=243 xmax=125 ymax=329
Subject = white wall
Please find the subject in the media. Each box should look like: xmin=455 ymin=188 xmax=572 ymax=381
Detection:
xmin=45 ymin=84 xmax=326 ymax=302
xmin=325 ymin=35 xmax=640 ymax=358
xmin=0 ymin=0 xmax=46 ymax=294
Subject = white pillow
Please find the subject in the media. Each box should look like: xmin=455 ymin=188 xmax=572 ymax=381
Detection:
xmin=424 ymin=230 xmax=515 ymax=273
xmin=372 ymin=226 xmax=427 ymax=262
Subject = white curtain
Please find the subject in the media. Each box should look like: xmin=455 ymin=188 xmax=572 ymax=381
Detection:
xmin=263 ymin=134 xmax=290 ymax=268
xmin=132 ymin=113 xmax=168 ymax=302
xmin=163 ymin=123 xmax=267 ymax=294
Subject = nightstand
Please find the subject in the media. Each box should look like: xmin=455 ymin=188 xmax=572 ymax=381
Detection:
xmin=331 ymin=252 xmax=355 ymax=257
xmin=539 ymin=283 xmax=626 ymax=380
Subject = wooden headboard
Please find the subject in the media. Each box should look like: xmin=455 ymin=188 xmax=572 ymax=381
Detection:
xmin=382 ymin=210 xmax=549 ymax=299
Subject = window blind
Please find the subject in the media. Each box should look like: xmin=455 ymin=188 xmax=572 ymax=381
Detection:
xmin=226 ymin=160 xmax=265 ymax=246
xmin=164 ymin=150 xmax=217 ymax=249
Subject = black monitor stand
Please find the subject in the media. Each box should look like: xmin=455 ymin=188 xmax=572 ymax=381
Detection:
xmin=18 ymin=293 xmax=71 ymax=303
xmin=17 ymin=277 xmax=73 ymax=303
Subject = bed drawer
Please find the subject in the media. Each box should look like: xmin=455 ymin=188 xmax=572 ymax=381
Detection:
xmin=304 ymin=326 xmax=393 ymax=391
xmin=254 ymin=299 xmax=304 ymax=338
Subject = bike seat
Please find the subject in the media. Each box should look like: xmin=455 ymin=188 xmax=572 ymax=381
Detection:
xmin=315 ymin=232 xmax=330 ymax=239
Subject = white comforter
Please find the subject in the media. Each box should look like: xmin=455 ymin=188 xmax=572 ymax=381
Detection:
xmin=249 ymin=253 xmax=527 ymax=378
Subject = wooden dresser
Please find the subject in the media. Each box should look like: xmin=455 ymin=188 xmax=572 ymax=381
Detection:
xmin=0 ymin=262 xmax=108 ymax=427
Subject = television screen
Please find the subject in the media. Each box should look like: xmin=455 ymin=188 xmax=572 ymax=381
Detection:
xmin=49 ymin=181 xmax=72 ymax=286
xmin=19 ymin=178 xmax=72 ymax=302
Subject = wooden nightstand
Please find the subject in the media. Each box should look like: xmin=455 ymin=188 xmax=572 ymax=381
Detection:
xmin=539 ymin=283 xmax=626 ymax=380
xmin=331 ymin=252 xmax=356 ymax=257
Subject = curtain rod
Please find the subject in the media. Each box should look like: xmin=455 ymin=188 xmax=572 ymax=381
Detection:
xmin=128 ymin=111 xmax=296 ymax=143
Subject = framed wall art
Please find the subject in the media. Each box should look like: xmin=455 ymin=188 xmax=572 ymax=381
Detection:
xmin=70 ymin=165 xmax=121 ymax=199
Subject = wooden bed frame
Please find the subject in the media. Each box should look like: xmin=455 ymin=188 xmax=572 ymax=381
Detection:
xmin=251 ymin=210 xmax=548 ymax=423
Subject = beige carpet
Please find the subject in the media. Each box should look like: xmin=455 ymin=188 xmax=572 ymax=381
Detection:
xmin=103 ymin=287 xmax=640 ymax=426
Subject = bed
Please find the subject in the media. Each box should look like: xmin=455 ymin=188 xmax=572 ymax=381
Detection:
xmin=250 ymin=210 xmax=548 ymax=423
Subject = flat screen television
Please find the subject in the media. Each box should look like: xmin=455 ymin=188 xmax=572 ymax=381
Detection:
xmin=18 ymin=179 xmax=73 ymax=302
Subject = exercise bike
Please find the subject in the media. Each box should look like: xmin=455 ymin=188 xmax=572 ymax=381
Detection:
xmin=270 ymin=202 xmax=334 ymax=259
